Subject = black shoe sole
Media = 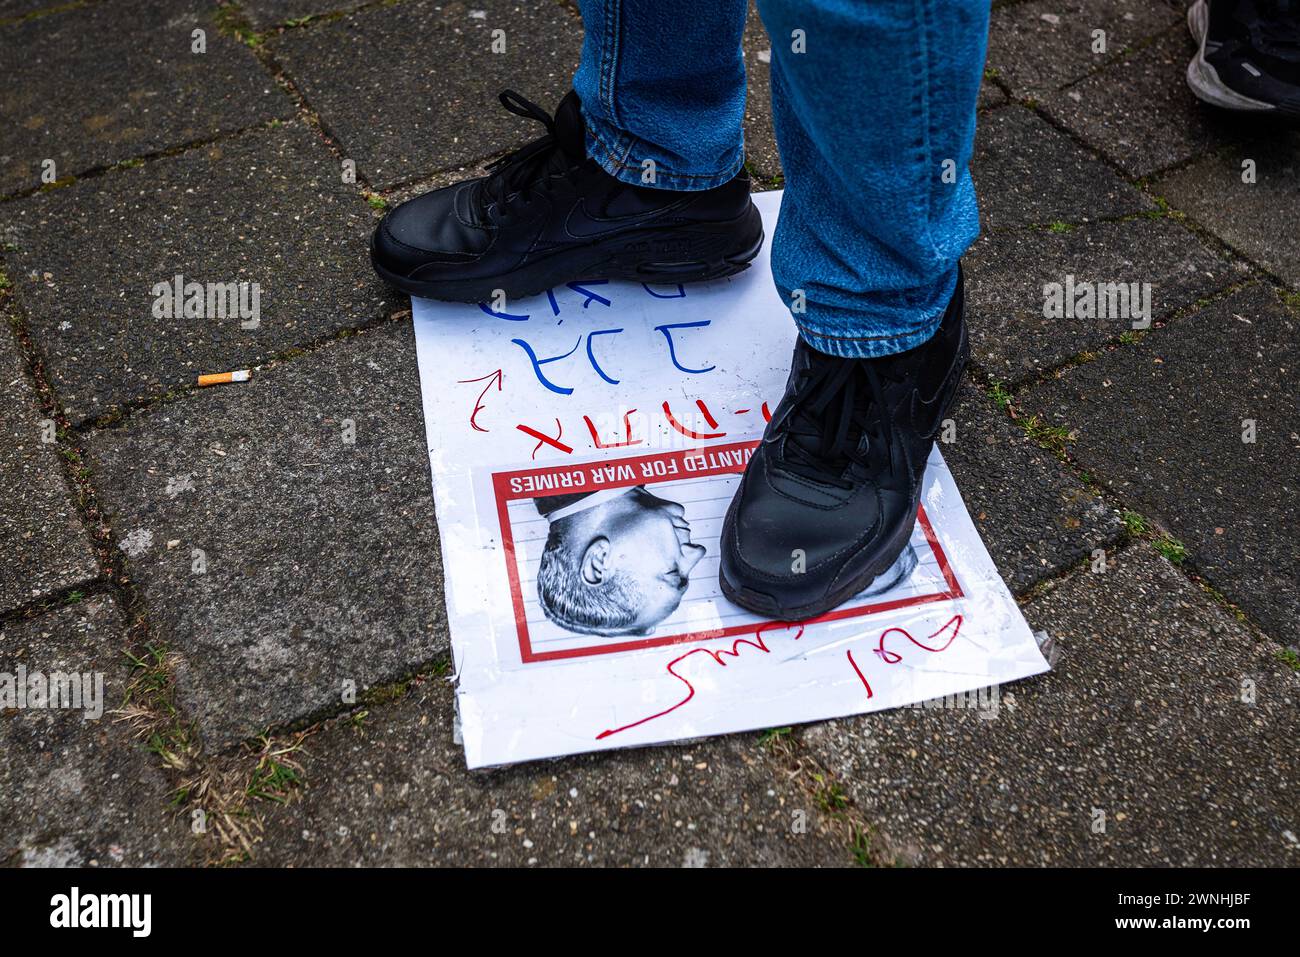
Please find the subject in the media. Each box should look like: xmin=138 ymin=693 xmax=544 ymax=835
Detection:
xmin=371 ymin=205 xmax=765 ymax=302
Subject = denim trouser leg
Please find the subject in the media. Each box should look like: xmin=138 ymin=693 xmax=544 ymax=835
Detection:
xmin=756 ymin=0 xmax=989 ymax=358
xmin=574 ymin=0 xmax=989 ymax=358
xmin=574 ymin=0 xmax=750 ymax=190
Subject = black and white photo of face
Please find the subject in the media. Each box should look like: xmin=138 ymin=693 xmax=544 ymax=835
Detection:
xmin=537 ymin=486 xmax=706 ymax=636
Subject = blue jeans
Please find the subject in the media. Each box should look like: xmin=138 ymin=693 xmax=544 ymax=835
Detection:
xmin=574 ymin=0 xmax=989 ymax=358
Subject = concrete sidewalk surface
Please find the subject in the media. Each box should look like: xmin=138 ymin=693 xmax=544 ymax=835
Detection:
xmin=1 ymin=0 xmax=1296 ymax=867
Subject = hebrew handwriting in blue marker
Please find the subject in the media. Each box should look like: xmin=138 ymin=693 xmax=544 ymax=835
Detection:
xmin=512 ymin=336 xmax=582 ymax=395
xmin=642 ymin=283 xmax=687 ymax=299
xmin=479 ymin=302 xmax=531 ymax=321
xmin=567 ymin=281 xmax=612 ymax=309
xmin=654 ymin=320 xmax=716 ymax=374
xmin=585 ymin=328 xmax=624 ymax=385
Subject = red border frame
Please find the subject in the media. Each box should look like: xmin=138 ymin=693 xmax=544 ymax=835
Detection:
xmin=492 ymin=441 xmax=963 ymax=663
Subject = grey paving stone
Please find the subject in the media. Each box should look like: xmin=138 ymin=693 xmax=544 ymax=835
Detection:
xmin=945 ymin=383 xmax=1121 ymax=595
xmin=971 ymin=106 xmax=1152 ymax=231
xmin=1020 ymin=284 xmax=1299 ymax=647
xmin=979 ymin=77 xmax=1008 ymax=112
xmin=0 ymin=0 xmax=293 ymax=196
xmin=0 ymin=0 xmax=54 ymax=19
xmin=0 ymin=326 xmax=99 ymax=612
xmin=3 ymin=121 xmax=397 ymax=424
xmin=82 ymin=320 xmax=446 ymax=750
xmin=742 ymin=2 xmax=780 ymax=183
xmin=965 ymin=215 xmax=1241 ymax=384
xmin=240 ymin=0 xmax=368 ymax=30
xmin=384 ymin=159 xmax=489 ymax=207
xmin=1155 ymin=132 xmax=1300 ymax=290
xmin=270 ymin=0 xmax=582 ymax=189
xmin=1 ymin=595 xmax=197 ymax=866
xmin=986 ymin=0 xmax=1180 ymax=98
xmin=800 ymin=546 xmax=1300 ymax=865
xmin=1038 ymin=26 xmax=1258 ymax=179
xmin=253 ymin=676 xmax=853 ymax=866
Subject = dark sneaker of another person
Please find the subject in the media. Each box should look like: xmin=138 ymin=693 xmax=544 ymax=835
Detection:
xmin=1187 ymin=0 xmax=1300 ymax=118
xmin=370 ymin=89 xmax=764 ymax=301
xmin=719 ymin=270 xmax=969 ymax=621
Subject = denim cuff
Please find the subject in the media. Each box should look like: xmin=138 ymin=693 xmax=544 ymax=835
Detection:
xmin=784 ymin=268 xmax=958 ymax=360
xmin=795 ymin=318 xmax=941 ymax=360
xmin=583 ymin=114 xmax=745 ymax=192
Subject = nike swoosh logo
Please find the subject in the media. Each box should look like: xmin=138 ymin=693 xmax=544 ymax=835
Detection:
xmin=564 ymin=195 xmax=693 ymax=240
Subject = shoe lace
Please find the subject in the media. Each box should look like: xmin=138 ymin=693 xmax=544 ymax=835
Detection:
xmin=780 ymin=352 xmax=913 ymax=489
xmin=478 ymin=90 xmax=572 ymax=217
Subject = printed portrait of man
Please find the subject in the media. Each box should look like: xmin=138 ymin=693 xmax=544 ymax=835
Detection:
xmin=535 ymin=486 xmax=707 ymax=637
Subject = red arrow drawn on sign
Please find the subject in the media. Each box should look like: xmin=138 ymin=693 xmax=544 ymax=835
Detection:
xmin=458 ymin=369 xmax=503 ymax=432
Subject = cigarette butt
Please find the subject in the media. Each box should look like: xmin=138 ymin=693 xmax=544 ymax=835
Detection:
xmin=197 ymin=370 xmax=251 ymax=387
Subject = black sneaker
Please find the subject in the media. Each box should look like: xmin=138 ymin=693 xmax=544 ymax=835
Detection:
xmin=719 ymin=271 xmax=969 ymax=621
xmin=1187 ymin=0 xmax=1300 ymax=118
xmin=370 ymin=90 xmax=764 ymax=301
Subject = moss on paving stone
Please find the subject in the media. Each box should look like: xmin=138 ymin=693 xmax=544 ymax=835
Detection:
xmin=985 ymin=0 xmax=1179 ymax=99
xmin=82 ymin=322 xmax=447 ymax=749
xmin=0 ymin=304 xmax=99 ymax=611
xmin=1019 ymin=284 xmax=1299 ymax=647
xmin=797 ymin=546 xmax=1300 ymax=865
xmin=4 ymin=0 xmax=1293 ymax=868
xmin=3 ymin=120 xmax=398 ymax=423
xmin=1037 ymin=27 xmax=1263 ymax=179
xmin=238 ymin=0 xmax=372 ymax=31
xmin=971 ymin=106 xmax=1152 ymax=231
xmin=250 ymin=676 xmax=858 ymax=867
xmin=1 ymin=597 xmax=198 ymax=866
xmin=942 ymin=383 xmax=1122 ymax=595
xmin=963 ymin=216 xmax=1239 ymax=385
xmin=267 ymin=0 xmax=583 ymax=189
xmin=1154 ymin=131 xmax=1300 ymax=291
xmin=0 ymin=0 xmax=294 ymax=196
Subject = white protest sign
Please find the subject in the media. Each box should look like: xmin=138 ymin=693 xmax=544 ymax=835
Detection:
xmin=411 ymin=190 xmax=1049 ymax=768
